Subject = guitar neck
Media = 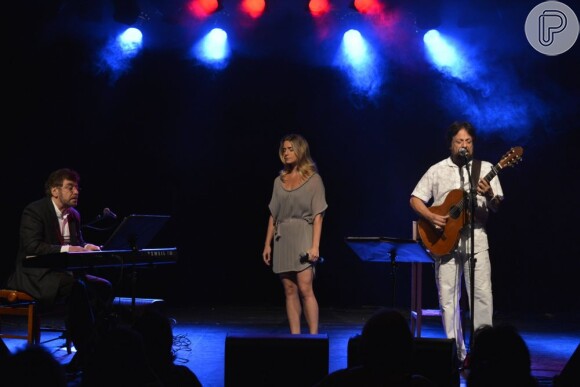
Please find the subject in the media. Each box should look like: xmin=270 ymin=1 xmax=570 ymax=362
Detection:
xmin=482 ymin=146 xmax=523 ymax=183
xmin=482 ymin=163 xmax=500 ymax=183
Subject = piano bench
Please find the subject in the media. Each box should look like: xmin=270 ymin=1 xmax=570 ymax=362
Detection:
xmin=0 ymin=289 xmax=71 ymax=353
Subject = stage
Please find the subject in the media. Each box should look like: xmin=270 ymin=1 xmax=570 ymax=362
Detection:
xmin=2 ymin=304 xmax=578 ymax=387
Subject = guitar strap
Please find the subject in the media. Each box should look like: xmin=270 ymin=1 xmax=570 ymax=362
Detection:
xmin=471 ymin=159 xmax=482 ymax=186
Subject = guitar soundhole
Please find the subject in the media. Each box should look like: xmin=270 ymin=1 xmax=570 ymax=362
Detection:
xmin=449 ymin=205 xmax=462 ymax=219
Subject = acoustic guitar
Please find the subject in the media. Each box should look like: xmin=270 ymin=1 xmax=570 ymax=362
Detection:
xmin=417 ymin=146 xmax=523 ymax=257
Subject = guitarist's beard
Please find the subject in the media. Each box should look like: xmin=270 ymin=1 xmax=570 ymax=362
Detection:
xmin=452 ymin=154 xmax=472 ymax=167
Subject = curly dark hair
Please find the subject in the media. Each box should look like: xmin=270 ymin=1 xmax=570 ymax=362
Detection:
xmin=44 ymin=168 xmax=80 ymax=197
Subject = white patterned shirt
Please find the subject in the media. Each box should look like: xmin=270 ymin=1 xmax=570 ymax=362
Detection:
xmin=411 ymin=157 xmax=503 ymax=254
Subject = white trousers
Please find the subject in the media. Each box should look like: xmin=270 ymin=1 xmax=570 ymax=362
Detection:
xmin=434 ymin=248 xmax=493 ymax=361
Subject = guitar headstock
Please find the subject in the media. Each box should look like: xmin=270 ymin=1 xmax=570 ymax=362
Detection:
xmin=498 ymin=146 xmax=524 ymax=169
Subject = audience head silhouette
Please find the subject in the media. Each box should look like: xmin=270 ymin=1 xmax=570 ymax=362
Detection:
xmin=0 ymin=337 xmax=9 ymax=360
xmin=133 ymin=309 xmax=202 ymax=387
xmin=314 ymin=308 xmax=434 ymax=387
xmin=81 ymin=325 xmax=162 ymax=387
xmin=468 ymin=323 xmax=538 ymax=387
xmin=133 ymin=309 xmax=176 ymax=367
xmin=360 ymin=308 xmax=414 ymax=372
xmin=1 ymin=344 xmax=67 ymax=387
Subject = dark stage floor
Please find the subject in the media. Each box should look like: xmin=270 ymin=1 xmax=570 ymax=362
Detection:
xmin=2 ymin=304 xmax=579 ymax=387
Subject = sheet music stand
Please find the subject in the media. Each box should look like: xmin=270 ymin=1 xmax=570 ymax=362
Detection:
xmin=345 ymin=235 xmax=435 ymax=337
xmin=102 ymin=214 xmax=171 ymax=320
xmin=102 ymin=214 xmax=170 ymax=251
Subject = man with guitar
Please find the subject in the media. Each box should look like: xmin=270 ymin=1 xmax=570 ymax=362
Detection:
xmin=410 ymin=121 xmax=504 ymax=368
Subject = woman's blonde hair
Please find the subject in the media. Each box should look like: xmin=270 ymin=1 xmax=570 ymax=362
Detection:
xmin=278 ymin=133 xmax=318 ymax=179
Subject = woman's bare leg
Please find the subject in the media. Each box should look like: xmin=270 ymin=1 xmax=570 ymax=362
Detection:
xmin=281 ymin=274 xmax=301 ymax=334
xmin=297 ymin=268 xmax=318 ymax=334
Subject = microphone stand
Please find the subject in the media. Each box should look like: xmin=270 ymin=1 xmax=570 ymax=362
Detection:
xmin=82 ymin=214 xmax=105 ymax=229
xmin=82 ymin=211 xmax=118 ymax=231
xmin=463 ymin=156 xmax=476 ymax=352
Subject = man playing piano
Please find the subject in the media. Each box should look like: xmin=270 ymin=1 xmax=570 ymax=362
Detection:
xmin=6 ymin=168 xmax=114 ymax=373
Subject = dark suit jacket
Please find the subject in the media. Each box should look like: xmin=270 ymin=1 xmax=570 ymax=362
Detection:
xmin=6 ymin=197 xmax=86 ymax=305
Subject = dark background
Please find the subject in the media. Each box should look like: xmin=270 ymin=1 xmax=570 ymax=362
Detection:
xmin=3 ymin=0 xmax=579 ymax=316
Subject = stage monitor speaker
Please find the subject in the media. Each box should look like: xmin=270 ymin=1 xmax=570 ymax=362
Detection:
xmin=348 ymin=335 xmax=459 ymax=387
xmin=225 ymin=333 xmax=329 ymax=387
xmin=413 ymin=337 xmax=459 ymax=387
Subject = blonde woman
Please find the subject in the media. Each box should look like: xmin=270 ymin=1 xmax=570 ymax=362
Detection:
xmin=262 ymin=134 xmax=328 ymax=334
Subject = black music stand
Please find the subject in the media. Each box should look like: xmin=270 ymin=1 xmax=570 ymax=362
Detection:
xmin=102 ymin=214 xmax=170 ymax=251
xmin=345 ymin=236 xmax=434 ymax=336
xmin=102 ymin=214 xmax=171 ymax=320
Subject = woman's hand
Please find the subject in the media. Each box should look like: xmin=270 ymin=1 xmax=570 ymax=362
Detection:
xmin=262 ymin=245 xmax=272 ymax=266
xmin=307 ymin=247 xmax=320 ymax=262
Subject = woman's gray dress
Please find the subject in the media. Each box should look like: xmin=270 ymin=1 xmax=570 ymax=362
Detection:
xmin=268 ymin=173 xmax=328 ymax=274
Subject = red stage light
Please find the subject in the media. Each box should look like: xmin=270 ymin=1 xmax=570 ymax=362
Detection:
xmin=240 ymin=0 xmax=266 ymax=19
xmin=309 ymin=0 xmax=331 ymax=17
xmin=353 ymin=0 xmax=382 ymax=15
xmin=187 ymin=0 xmax=220 ymax=19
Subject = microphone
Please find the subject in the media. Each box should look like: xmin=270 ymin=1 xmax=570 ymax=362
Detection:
xmin=299 ymin=252 xmax=325 ymax=264
xmin=103 ymin=208 xmax=117 ymax=219
xmin=82 ymin=208 xmax=117 ymax=228
xmin=458 ymin=148 xmax=468 ymax=158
